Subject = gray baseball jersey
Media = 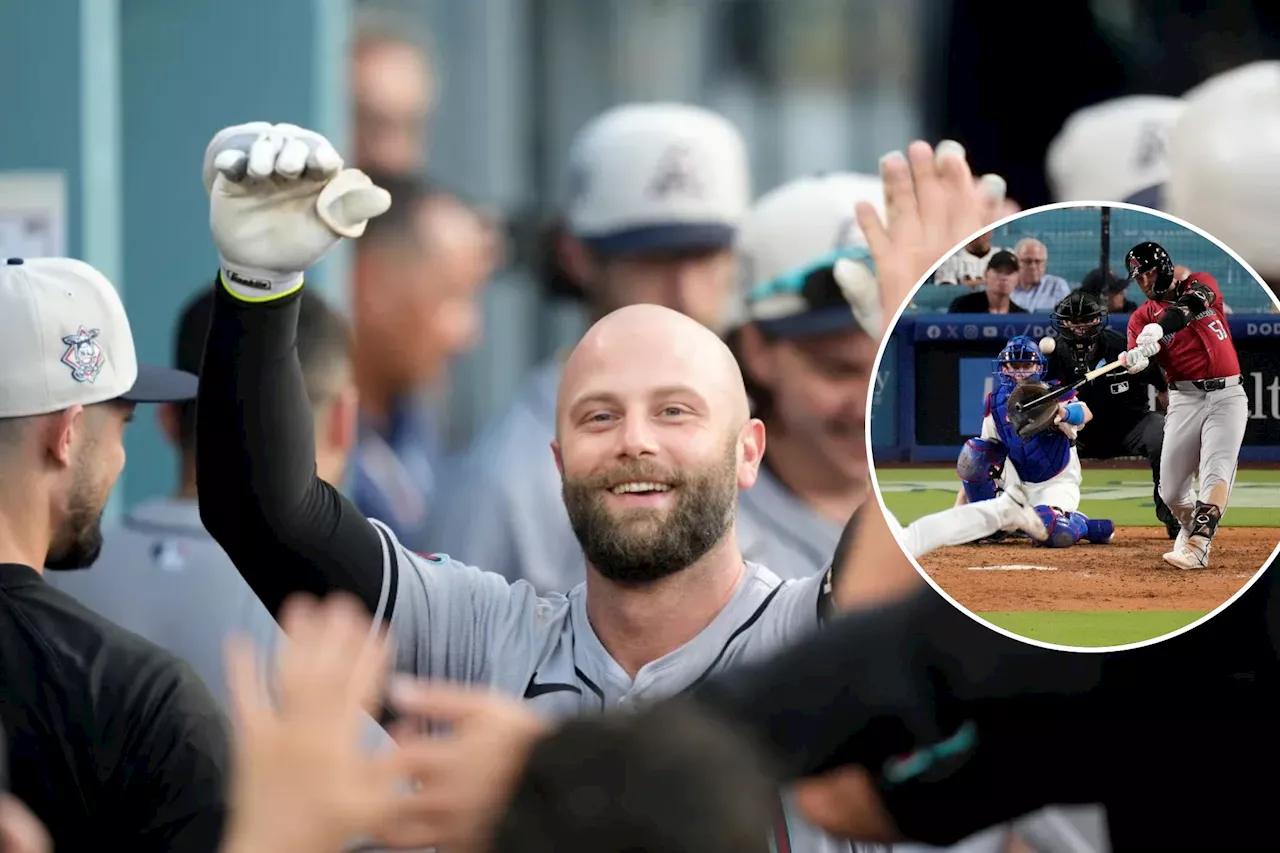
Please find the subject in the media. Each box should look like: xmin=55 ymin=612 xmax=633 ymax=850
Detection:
xmin=49 ymin=497 xmax=394 ymax=757
xmin=427 ymin=359 xmax=587 ymax=594
xmin=738 ymin=465 xmax=844 ymax=580
xmin=370 ymin=518 xmax=1025 ymax=853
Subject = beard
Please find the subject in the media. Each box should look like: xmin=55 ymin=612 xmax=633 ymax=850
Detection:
xmin=45 ymin=462 xmax=106 ymax=572
xmin=562 ymin=442 xmax=739 ymax=585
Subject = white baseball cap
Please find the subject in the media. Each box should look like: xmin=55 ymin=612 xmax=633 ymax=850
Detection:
xmin=1045 ymin=95 xmax=1186 ymax=205
xmin=734 ymin=172 xmax=883 ymax=337
xmin=563 ymin=102 xmax=750 ymax=255
xmin=1166 ymin=61 xmax=1280 ymax=276
xmin=0 ymin=257 xmax=196 ymax=418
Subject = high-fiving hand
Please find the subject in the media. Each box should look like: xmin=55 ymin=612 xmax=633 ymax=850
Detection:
xmin=842 ymin=140 xmax=993 ymax=340
xmin=204 ymin=122 xmax=391 ymax=298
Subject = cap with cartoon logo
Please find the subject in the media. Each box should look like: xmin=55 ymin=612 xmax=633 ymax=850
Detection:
xmin=0 ymin=257 xmax=196 ymax=418
xmin=734 ymin=172 xmax=883 ymax=338
xmin=563 ymin=102 xmax=750 ymax=255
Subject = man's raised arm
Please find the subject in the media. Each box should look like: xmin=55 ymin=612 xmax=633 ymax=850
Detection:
xmin=196 ymin=122 xmax=394 ymax=619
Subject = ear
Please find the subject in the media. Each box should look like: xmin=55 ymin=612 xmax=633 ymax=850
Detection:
xmin=736 ymin=324 xmax=779 ymax=388
xmin=45 ymin=406 xmax=85 ymax=469
xmin=155 ymin=404 xmax=182 ymax=448
xmin=557 ymin=233 xmax=598 ymax=295
xmin=550 ymin=439 xmax=565 ymax=478
xmin=736 ymin=418 xmax=767 ymax=490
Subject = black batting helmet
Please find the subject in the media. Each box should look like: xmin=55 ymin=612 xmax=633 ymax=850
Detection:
xmin=1051 ymin=290 xmax=1108 ymax=371
xmin=1125 ymin=241 xmax=1176 ymax=297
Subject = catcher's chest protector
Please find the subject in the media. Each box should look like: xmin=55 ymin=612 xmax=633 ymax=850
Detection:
xmin=990 ymin=385 xmax=1073 ymax=483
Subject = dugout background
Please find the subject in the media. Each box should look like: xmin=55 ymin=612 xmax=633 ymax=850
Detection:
xmin=2 ymin=0 xmax=1277 ymax=515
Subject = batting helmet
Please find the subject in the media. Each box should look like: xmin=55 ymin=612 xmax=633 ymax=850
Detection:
xmin=1125 ymin=241 xmax=1176 ymax=297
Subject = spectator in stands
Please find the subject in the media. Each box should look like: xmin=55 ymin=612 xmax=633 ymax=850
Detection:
xmin=948 ymin=251 xmax=1028 ymax=314
xmin=353 ymin=10 xmax=437 ymax=175
xmin=933 ymin=230 xmax=1003 ymax=286
xmin=1080 ymin=267 xmax=1138 ymax=313
xmin=1011 ymin=237 xmax=1071 ymax=312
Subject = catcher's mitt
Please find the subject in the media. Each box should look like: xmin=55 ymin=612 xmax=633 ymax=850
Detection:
xmin=1007 ymin=381 xmax=1061 ymax=439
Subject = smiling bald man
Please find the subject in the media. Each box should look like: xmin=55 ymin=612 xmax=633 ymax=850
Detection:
xmin=199 ymin=156 xmax=880 ymax=853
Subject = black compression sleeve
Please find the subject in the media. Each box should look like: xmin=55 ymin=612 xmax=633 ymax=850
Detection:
xmin=1157 ymin=305 xmax=1190 ymax=335
xmin=196 ymin=281 xmax=389 ymax=618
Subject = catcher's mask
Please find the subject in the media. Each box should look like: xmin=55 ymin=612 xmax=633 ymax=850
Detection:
xmin=1050 ymin=290 xmax=1108 ymax=372
xmin=993 ymin=335 xmax=1046 ymax=387
xmin=1125 ymin=241 xmax=1175 ymax=298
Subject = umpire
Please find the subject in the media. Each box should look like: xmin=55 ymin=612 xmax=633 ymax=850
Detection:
xmin=1044 ymin=290 xmax=1178 ymax=538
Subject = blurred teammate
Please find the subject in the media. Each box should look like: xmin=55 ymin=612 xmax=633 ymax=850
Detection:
xmin=957 ymin=335 xmax=1115 ymax=548
xmin=427 ymin=102 xmax=749 ymax=593
xmin=349 ymin=176 xmax=497 ymax=550
xmin=1164 ymin=61 xmax=1280 ymax=296
xmin=352 ymin=9 xmax=437 ymax=175
xmin=51 ymin=287 xmax=359 ymax=708
xmin=1045 ymin=95 xmax=1186 ymax=207
xmin=1045 ymin=290 xmax=1177 ymax=538
xmin=1122 ymin=241 xmax=1247 ymax=570
xmin=0 ymin=259 xmax=226 ymax=851
xmin=730 ymin=173 xmax=883 ymax=577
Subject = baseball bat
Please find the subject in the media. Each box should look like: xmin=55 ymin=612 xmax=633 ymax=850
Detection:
xmin=1012 ymin=356 xmax=1128 ymax=413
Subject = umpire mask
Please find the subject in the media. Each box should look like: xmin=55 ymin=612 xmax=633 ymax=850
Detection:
xmin=1050 ymin=290 xmax=1108 ymax=373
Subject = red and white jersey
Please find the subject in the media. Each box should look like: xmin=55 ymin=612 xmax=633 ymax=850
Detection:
xmin=1128 ymin=272 xmax=1241 ymax=383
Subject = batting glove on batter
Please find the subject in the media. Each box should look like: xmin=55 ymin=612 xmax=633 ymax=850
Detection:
xmin=1135 ymin=322 xmax=1165 ymax=349
xmin=1122 ymin=345 xmax=1157 ymax=373
xmin=204 ymin=122 xmax=391 ymax=300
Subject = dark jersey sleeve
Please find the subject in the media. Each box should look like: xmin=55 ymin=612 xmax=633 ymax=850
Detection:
xmin=111 ymin=657 xmax=230 ymax=852
xmin=196 ymin=282 xmax=389 ymax=618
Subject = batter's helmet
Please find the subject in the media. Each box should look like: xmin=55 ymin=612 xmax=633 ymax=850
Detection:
xmin=1051 ymin=290 xmax=1108 ymax=372
xmin=1125 ymin=241 xmax=1176 ymax=297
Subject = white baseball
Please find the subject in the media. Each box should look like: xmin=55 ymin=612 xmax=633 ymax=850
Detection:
xmin=1038 ymin=336 xmax=1056 ymax=354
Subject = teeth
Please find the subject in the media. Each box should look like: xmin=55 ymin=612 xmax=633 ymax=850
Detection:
xmin=610 ymin=482 xmax=671 ymax=495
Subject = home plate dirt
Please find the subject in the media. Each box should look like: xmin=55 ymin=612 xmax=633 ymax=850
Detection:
xmin=918 ymin=527 xmax=1277 ymax=612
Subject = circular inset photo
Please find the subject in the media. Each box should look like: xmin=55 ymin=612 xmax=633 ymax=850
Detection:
xmin=869 ymin=201 xmax=1280 ymax=651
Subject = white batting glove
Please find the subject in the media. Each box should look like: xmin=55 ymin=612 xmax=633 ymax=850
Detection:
xmin=1135 ymin=322 xmax=1164 ymax=348
xmin=204 ymin=122 xmax=391 ymax=300
xmin=1121 ymin=347 xmax=1150 ymax=374
xmin=833 ymin=249 xmax=882 ymax=339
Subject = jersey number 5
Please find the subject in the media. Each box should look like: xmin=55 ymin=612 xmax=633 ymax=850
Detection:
xmin=1208 ymin=319 xmax=1227 ymax=340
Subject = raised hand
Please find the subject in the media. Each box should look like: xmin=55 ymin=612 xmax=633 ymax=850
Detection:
xmin=204 ymin=122 xmax=391 ymax=297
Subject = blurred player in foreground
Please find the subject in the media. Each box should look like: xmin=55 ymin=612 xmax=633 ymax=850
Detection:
xmin=954 ymin=335 xmax=1115 ymax=549
xmin=1045 ymin=290 xmax=1177 ymax=538
xmin=427 ymin=102 xmax=750 ymax=595
xmin=729 ymin=172 xmax=885 ymax=577
xmin=1122 ymin=241 xmax=1246 ymax=570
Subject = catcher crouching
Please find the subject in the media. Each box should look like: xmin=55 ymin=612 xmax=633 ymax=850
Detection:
xmin=955 ymin=335 xmax=1116 ymax=548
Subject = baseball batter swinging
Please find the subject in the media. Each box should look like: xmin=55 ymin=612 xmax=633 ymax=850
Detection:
xmin=1121 ymin=241 xmax=1247 ymax=570
xmin=955 ymin=335 xmax=1116 ymax=549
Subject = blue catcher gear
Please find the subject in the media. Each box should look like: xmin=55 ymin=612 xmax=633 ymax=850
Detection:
xmin=993 ymin=335 xmax=1047 ymax=387
xmin=1032 ymin=507 xmax=1115 ymax=548
xmin=956 ymin=438 xmax=1007 ymax=504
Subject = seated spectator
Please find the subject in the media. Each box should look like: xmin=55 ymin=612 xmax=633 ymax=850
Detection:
xmin=933 ymin=230 xmax=1002 ymax=286
xmin=1011 ymin=237 xmax=1070 ymax=312
xmin=1080 ymin=267 xmax=1138 ymax=313
xmin=948 ymin=251 xmax=1028 ymax=314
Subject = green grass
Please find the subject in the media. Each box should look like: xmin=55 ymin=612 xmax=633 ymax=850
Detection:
xmin=877 ymin=467 xmax=1280 ymax=527
xmin=978 ymin=610 xmax=1207 ymax=647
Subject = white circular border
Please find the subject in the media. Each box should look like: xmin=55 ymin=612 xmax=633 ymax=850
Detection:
xmin=865 ymin=198 xmax=1280 ymax=654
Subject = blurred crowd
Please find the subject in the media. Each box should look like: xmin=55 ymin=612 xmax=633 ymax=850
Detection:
xmin=3 ymin=4 xmax=1280 ymax=853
